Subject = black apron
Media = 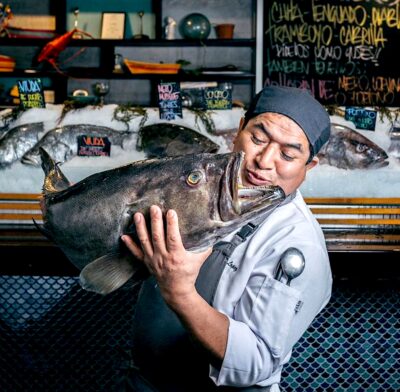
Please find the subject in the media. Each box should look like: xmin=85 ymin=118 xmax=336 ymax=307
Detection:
xmin=120 ymin=222 xmax=271 ymax=392
xmin=117 ymin=191 xmax=300 ymax=392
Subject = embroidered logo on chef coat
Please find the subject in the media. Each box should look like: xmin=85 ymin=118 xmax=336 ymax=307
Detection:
xmin=226 ymin=260 xmax=238 ymax=271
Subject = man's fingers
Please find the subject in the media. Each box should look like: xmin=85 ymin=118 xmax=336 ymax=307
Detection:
xmin=134 ymin=212 xmax=154 ymax=257
xmin=150 ymin=205 xmax=167 ymax=253
xmin=166 ymin=209 xmax=184 ymax=251
xmin=121 ymin=234 xmax=144 ymax=261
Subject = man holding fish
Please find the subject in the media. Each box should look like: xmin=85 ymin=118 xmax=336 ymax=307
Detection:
xmin=121 ymin=86 xmax=333 ymax=392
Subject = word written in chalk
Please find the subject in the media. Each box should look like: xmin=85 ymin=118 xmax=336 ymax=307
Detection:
xmin=17 ymin=79 xmax=46 ymax=109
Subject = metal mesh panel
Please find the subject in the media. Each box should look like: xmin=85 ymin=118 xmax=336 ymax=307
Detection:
xmin=281 ymin=285 xmax=400 ymax=392
xmin=0 ymin=276 xmax=140 ymax=392
xmin=0 ymin=276 xmax=399 ymax=391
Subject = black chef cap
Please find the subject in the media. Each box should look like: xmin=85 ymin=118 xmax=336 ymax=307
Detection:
xmin=243 ymin=86 xmax=331 ymax=156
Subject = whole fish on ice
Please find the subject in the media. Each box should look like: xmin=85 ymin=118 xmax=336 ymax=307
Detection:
xmin=38 ymin=148 xmax=285 ymax=295
xmin=21 ymin=124 xmax=134 ymax=166
xmin=137 ymin=123 xmax=220 ymax=158
xmin=318 ymin=123 xmax=389 ymax=170
xmin=0 ymin=122 xmax=45 ymax=167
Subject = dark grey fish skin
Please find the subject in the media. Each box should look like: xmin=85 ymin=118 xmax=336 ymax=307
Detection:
xmin=0 ymin=122 xmax=44 ymax=167
xmin=318 ymin=123 xmax=389 ymax=170
xmin=39 ymin=148 xmax=285 ymax=295
xmin=0 ymin=124 xmax=10 ymax=141
xmin=137 ymin=123 xmax=220 ymax=158
xmin=21 ymin=124 xmax=134 ymax=166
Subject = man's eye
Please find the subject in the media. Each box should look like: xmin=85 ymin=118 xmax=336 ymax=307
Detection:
xmin=251 ymin=135 xmax=265 ymax=145
xmin=281 ymin=151 xmax=294 ymax=161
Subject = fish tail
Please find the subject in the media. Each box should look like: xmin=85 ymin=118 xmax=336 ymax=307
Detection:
xmin=39 ymin=147 xmax=72 ymax=194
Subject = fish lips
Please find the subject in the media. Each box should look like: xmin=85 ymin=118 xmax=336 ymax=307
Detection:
xmin=219 ymin=152 xmax=285 ymax=221
xmin=361 ymin=148 xmax=389 ymax=169
xmin=369 ymin=157 xmax=389 ymax=168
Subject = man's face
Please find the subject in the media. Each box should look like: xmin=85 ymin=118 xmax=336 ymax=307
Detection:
xmin=233 ymin=112 xmax=319 ymax=196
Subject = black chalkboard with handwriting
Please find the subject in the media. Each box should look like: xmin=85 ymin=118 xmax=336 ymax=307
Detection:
xmin=17 ymin=78 xmax=46 ymax=109
xmin=157 ymin=82 xmax=182 ymax=120
xmin=263 ymin=0 xmax=400 ymax=106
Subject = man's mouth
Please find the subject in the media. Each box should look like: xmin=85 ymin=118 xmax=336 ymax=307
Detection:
xmin=227 ymin=152 xmax=284 ymax=216
xmin=245 ymin=169 xmax=273 ymax=187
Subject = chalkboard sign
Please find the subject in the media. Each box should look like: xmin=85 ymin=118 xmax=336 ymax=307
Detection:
xmin=204 ymin=87 xmax=232 ymax=110
xmin=17 ymin=79 xmax=46 ymax=109
xmin=345 ymin=107 xmax=377 ymax=130
xmin=157 ymin=82 xmax=182 ymax=120
xmin=263 ymin=0 xmax=400 ymax=106
xmin=77 ymin=135 xmax=111 ymax=157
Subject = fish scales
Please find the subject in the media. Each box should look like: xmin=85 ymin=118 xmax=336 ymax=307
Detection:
xmin=318 ymin=123 xmax=388 ymax=170
xmin=0 ymin=122 xmax=44 ymax=167
xmin=22 ymin=124 xmax=134 ymax=166
xmin=38 ymin=148 xmax=285 ymax=295
xmin=137 ymin=123 xmax=220 ymax=158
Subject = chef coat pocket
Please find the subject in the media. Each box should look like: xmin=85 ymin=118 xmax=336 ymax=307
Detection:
xmin=249 ymin=276 xmax=302 ymax=359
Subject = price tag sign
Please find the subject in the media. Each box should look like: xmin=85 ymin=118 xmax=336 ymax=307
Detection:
xmin=345 ymin=107 xmax=377 ymax=131
xmin=77 ymin=135 xmax=111 ymax=157
xmin=204 ymin=87 xmax=232 ymax=110
xmin=17 ymin=78 xmax=46 ymax=109
xmin=157 ymin=82 xmax=182 ymax=120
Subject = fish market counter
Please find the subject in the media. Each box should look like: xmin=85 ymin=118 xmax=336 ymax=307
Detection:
xmin=1 ymin=104 xmax=400 ymax=252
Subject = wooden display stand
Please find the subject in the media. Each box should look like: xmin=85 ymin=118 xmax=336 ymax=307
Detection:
xmin=1 ymin=193 xmax=400 ymax=252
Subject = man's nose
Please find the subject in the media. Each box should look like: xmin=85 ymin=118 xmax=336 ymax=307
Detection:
xmin=257 ymin=144 xmax=276 ymax=169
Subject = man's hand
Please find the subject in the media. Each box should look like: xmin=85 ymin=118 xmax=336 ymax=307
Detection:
xmin=121 ymin=205 xmax=212 ymax=307
xmin=122 ymin=205 xmax=228 ymax=364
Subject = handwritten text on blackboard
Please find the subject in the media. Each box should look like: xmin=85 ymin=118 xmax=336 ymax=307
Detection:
xmin=264 ymin=0 xmax=400 ymax=106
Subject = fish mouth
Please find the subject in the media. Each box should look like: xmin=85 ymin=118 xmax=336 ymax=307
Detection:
xmin=21 ymin=154 xmax=40 ymax=166
xmin=219 ymin=152 xmax=285 ymax=221
xmin=370 ymin=159 xmax=389 ymax=168
xmin=366 ymin=151 xmax=389 ymax=168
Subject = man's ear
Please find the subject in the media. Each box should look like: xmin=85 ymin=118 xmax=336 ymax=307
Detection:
xmin=306 ymin=155 xmax=319 ymax=171
xmin=239 ymin=117 xmax=245 ymax=130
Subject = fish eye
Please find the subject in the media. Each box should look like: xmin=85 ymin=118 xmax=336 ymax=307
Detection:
xmin=186 ymin=171 xmax=203 ymax=186
xmin=356 ymin=144 xmax=367 ymax=153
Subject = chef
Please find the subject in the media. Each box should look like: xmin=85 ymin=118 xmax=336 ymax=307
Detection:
xmin=122 ymin=86 xmax=333 ymax=391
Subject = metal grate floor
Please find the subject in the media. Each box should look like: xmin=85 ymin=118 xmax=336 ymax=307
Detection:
xmin=0 ymin=276 xmax=399 ymax=392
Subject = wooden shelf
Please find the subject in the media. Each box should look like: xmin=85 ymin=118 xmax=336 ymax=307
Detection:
xmin=0 ymin=37 xmax=256 ymax=47
xmin=2 ymin=194 xmax=400 ymax=252
xmin=0 ymin=69 xmax=255 ymax=81
xmin=0 ymin=0 xmax=257 ymax=105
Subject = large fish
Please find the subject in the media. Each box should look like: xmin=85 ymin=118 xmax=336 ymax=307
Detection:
xmin=0 ymin=122 xmax=44 ymax=167
xmin=318 ymin=123 xmax=389 ymax=170
xmin=137 ymin=123 xmax=220 ymax=158
xmin=21 ymin=124 xmax=134 ymax=166
xmin=38 ymin=148 xmax=285 ymax=295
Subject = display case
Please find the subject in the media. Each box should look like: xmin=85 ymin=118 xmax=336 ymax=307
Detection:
xmin=0 ymin=0 xmax=258 ymax=106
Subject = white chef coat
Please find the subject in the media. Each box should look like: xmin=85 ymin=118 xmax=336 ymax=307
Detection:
xmin=209 ymin=190 xmax=332 ymax=390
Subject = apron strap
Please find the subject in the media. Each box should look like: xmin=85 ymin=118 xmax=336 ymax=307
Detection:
xmin=195 ymin=222 xmax=259 ymax=306
xmin=195 ymin=191 xmax=296 ymax=306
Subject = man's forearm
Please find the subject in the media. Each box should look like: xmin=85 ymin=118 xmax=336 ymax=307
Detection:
xmin=165 ymin=290 xmax=229 ymax=368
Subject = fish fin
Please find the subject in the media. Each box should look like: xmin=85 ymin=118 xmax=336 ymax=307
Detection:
xmin=39 ymin=147 xmax=72 ymax=194
xmin=32 ymin=218 xmax=54 ymax=242
xmin=79 ymin=253 xmax=145 ymax=295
